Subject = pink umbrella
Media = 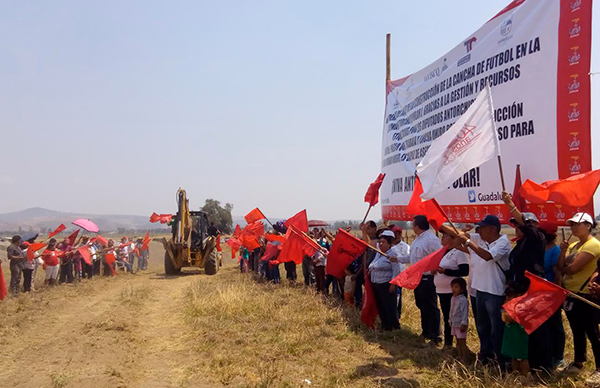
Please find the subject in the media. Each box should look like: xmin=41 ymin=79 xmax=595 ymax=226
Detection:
xmin=72 ymin=219 xmax=99 ymax=233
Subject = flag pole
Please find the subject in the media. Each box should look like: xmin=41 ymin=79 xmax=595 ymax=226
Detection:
xmin=485 ymin=83 xmax=506 ymax=192
xmin=568 ymin=291 xmax=600 ymax=311
xmin=361 ymin=206 xmax=373 ymax=224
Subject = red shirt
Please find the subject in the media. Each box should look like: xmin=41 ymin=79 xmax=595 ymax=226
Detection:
xmin=42 ymin=249 xmax=61 ymax=266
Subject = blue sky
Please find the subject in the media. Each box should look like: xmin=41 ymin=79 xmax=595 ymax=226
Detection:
xmin=1 ymin=0 xmax=598 ymax=220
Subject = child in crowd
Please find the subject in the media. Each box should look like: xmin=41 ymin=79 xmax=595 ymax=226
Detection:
xmin=501 ymin=289 xmax=529 ymax=376
xmin=449 ymin=277 xmax=470 ymax=361
xmin=343 ymin=267 xmax=355 ymax=307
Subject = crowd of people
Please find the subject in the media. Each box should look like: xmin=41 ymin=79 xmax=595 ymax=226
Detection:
xmin=4 ymin=234 xmax=149 ymax=293
xmin=237 ymin=192 xmax=600 ymax=384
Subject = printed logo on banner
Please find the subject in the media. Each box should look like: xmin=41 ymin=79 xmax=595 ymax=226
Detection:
xmin=443 ymin=124 xmax=480 ymax=165
xmin=458 ymin=37 xmax=477 ymax=66
xmin=537 ymin=206 xmax=548 ymax=222
xmin=475 ymin=208 xmax=481 ymax=220
xmin=569 ymin=19 xmax=581 ymax=38
xmin=569 ymin=46 xmax=580 ymax=65
xmin=441 ymin=58 xmax=448 ymax=72
xmin=571 ymin=0 xmax=582 ymax=12
xmin=495 ymin=206 xmax=504 ymax=221
xmin=568 ymin=132 xmax=580 ymax=151
xmin=391 ymin=90 xmax=400 ymax=108
xmin=568 ymin=74 xmax=580 ymax=93
xmin=555 ymin=205 xmax=566 ymax=222
xmin=501 ymin=16 xmax=513 ymax=36
xmin=463 ymin=207 xmax=471 ymax=220
xmin=568 ymin=103 xmax=580 ymax=122
xmin=454 ymin=207 xmax=461 ymax=220
xmin=569 ymin=156 xmax=582 ymax=174
xmin=468 ymin=190 xmax=477 ymax=203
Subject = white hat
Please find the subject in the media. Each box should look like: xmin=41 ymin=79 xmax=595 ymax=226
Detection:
xmin=567 ymin=212 xmax=595 ymax=225
xmin=380 ymin=230 xmax=395 ymax=238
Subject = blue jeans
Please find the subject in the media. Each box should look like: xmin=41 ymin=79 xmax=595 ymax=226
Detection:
xmin=475 ymin=290 xmax=506 ymax=362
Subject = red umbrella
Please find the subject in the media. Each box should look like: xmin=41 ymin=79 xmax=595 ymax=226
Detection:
xmin=308 ymin=220 xmax=329 ymax=227
xmin=72 ymin=219 xmax=99 ymax=233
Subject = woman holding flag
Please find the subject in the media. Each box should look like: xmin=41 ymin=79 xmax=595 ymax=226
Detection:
xmin=557 ymin=213 xmax=600 ymax=378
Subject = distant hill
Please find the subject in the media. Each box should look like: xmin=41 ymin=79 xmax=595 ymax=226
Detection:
xmin=0 ymin=207 xmax=166 ymax=234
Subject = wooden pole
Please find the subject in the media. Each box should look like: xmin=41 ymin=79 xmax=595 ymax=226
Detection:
xmin=386 ymin=33 xmax=391 ymax=82
xmin=361 ymin=206 xmax=373 ymax=224
xmin=497 ymin=155 xmax=507 ymax=192
xmin=568 ymin=291 xmax=600 ymax=311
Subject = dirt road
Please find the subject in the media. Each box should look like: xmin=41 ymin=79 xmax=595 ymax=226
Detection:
xmin=0 ymin=242 xmax=228 ymax=388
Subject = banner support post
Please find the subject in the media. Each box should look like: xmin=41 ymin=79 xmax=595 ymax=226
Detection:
xmin=386 ymin=33 xmax=391 ymax=82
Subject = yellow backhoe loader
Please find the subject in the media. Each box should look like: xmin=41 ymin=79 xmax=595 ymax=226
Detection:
xmin=160 ymin=188 xmax=221 ymax=275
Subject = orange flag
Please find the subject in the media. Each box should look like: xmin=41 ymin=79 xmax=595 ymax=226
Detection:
xmin=503 ymin=271 xmax=569 ymax=334
xmin=244 ymin=208 xmax=266 ymax=224
xmin=284 ymin=210 xmax=308 ymax=233
xmin=226 ymin=237 xmax=242 ymax=258
xmin=406 ymin=176 xmax=448 ymax=231
xmin=27 ymin=243 xmax=47 ymax=261
xmin=265 ymin=233 xmax=286 ymax=243
xmin=78 ymin=246 xmax=92 ymax=265
xmin=361 ymin=275 xmax=378 ymax=329
xmin=278 ymin=226 xmax=320 ymax=265
xmin=48 ymin=224 xmax=66 ymax=238
xmin=0 ymin=266 xmax=7 ymax=301
xmin=326 ymin=229 xmax=369 ymax=278
xmin=364 ymin=173 xmax=386 ymax=206
xmin=520 ymin=169 xmax=600 ymax=207
xmin=96 ymin=235 xmax=109 ymax=246
xmin=105 ymin=252 xmax=118 ymax=276
xmin=233 ymin=224 xmax=242 ymax=238
xmin=141 ymin=230 xmax=151 ymax=250
xmin=149 ymin=213 xmax=172 ymax=224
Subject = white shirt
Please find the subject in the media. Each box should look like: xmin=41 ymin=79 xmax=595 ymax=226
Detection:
xmin=434 ymin=249 xmax=469 ymax=294
xmin=469 ymin=233 xmax=511 ymax=296
xmin=391 ymin=241 xmax=410 ymax=273
xmin=404 ymin=230 xmax=442 ymax=275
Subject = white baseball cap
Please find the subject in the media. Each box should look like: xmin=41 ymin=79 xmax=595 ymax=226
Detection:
xmin=380 ymin=230 xmax=395 ymax=238
xmin=567 ymin=212 xmax=595 ymax=225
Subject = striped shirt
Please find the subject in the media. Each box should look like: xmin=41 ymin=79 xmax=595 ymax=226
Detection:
xmin=369 ymin=249 xmax=401 ymax=284
xmin=405 ymin=230 xmax=442 ymax=275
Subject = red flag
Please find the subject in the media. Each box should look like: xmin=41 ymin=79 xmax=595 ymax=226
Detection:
xmin=233 ymin=224 xmax=242 ymax=238
xmin=260 ymin=243 xmax=280 ymax=262
xmin=244 ymin=208 xmax=266 ymax=224
xmin=66 ymin=229 xmax=80 ymax=246
xmin=503 ymin=271 xmax=569 ymax=334
xmin=512 ymin=164 xmax=526 ymax=211
xmin=226 ymin=237 xmax=242 ymax=259
xmin=520 ymin=169 xmax=600 ymax=207
xmin=391 ymin=246 xmax=448 ymax=290
xmin=278 ymin=226 xmax=320 ymax=264
xmin=105 ymin=252 xmax=118 ymax=276
xmin=27 ymin=243 xmax=47 ymax=261
xmin=78 ymin=246 xmax=92 ymax=265
xmin=406 ymin=176 xmax=448 ymax=231
xmin=265 ymin=233 xmax=286 ymax=243
xmin=48 ymin=224 xmax=66 ymax=238
xmin=364 ymin=173 xmax=386 ymax=206
xmin=360 ymin=275 xmax=379 ymax=329
xmin=238 ymin=221 xmax=264 ymax=251
xmin=284 ymin=210 xmax=308 ymax=233
xmin=141 ymin=231 xmax=151 ymax=250
xmin=149 ymin=213 xmax=173 ymax=224
xmin=0 ymin=266 xmax=7 ymax=301
xmin=326 ymin=229 xmax=369 ymax=278
xmin=96 ymin=235 xmax=109 ymax=246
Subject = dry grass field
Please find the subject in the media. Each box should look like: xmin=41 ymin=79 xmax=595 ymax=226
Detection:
xmin=0 ymin=238 xmax=592 ymax=388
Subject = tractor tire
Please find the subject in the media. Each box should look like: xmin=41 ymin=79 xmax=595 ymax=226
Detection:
xmin=164 ymin=251 xmax=181 ymax=275
xmin=204 ymin=247 xmax=218 ymax=275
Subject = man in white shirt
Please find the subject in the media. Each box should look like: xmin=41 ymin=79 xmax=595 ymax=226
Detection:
xmin=400 ymin=216 xmax=443 ymax=343
xmin=457 ymin=215 xmax=511 ymax=366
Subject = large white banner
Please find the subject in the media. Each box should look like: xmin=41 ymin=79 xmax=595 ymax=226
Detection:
xmin=381 ymin=0 xmax=592 ymax=224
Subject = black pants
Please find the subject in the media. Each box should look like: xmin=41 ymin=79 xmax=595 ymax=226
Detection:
xmin=414 ymin=276 xmax=440 ymax=340
xmin=528 ymin=318 xmax=553 ymax=371
xmin=565 ymin=297 xmax=600 ymax=368
xmin=314 ymin=266 xmax=326 ymax=293
xmin=355 ymin=273 xmax=364 ymax=309
xmin=372 ymin=282 xmax=400 ymax=330
xmin=302 ymin=256 xmax=313 ymax=285
xmin=93 ymin=260 xmax=102 ymax=276
xmin=324 ymin=274 xmax=340 ymax=297
xmin=284 ymin=261 xmax=297 ymax=281
xmin=470 ymin=295 xmax=478 ymax=325
xmin=548 ymin=308 xmax=565 ymax=364
xmin=397 ymin=287 xmax=403 ymax=319
xmin=438 ymin=293 xmax=453 ymax=346
xmin=22 ymin=268 xmax=33 ymax=292
xmin=83 ymin=262 xmax=93 ymax=279
xmin=60 ymin=262 xmax=74 ymax=283
xmin=103 ymin=263 xmax=113 ymax=276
